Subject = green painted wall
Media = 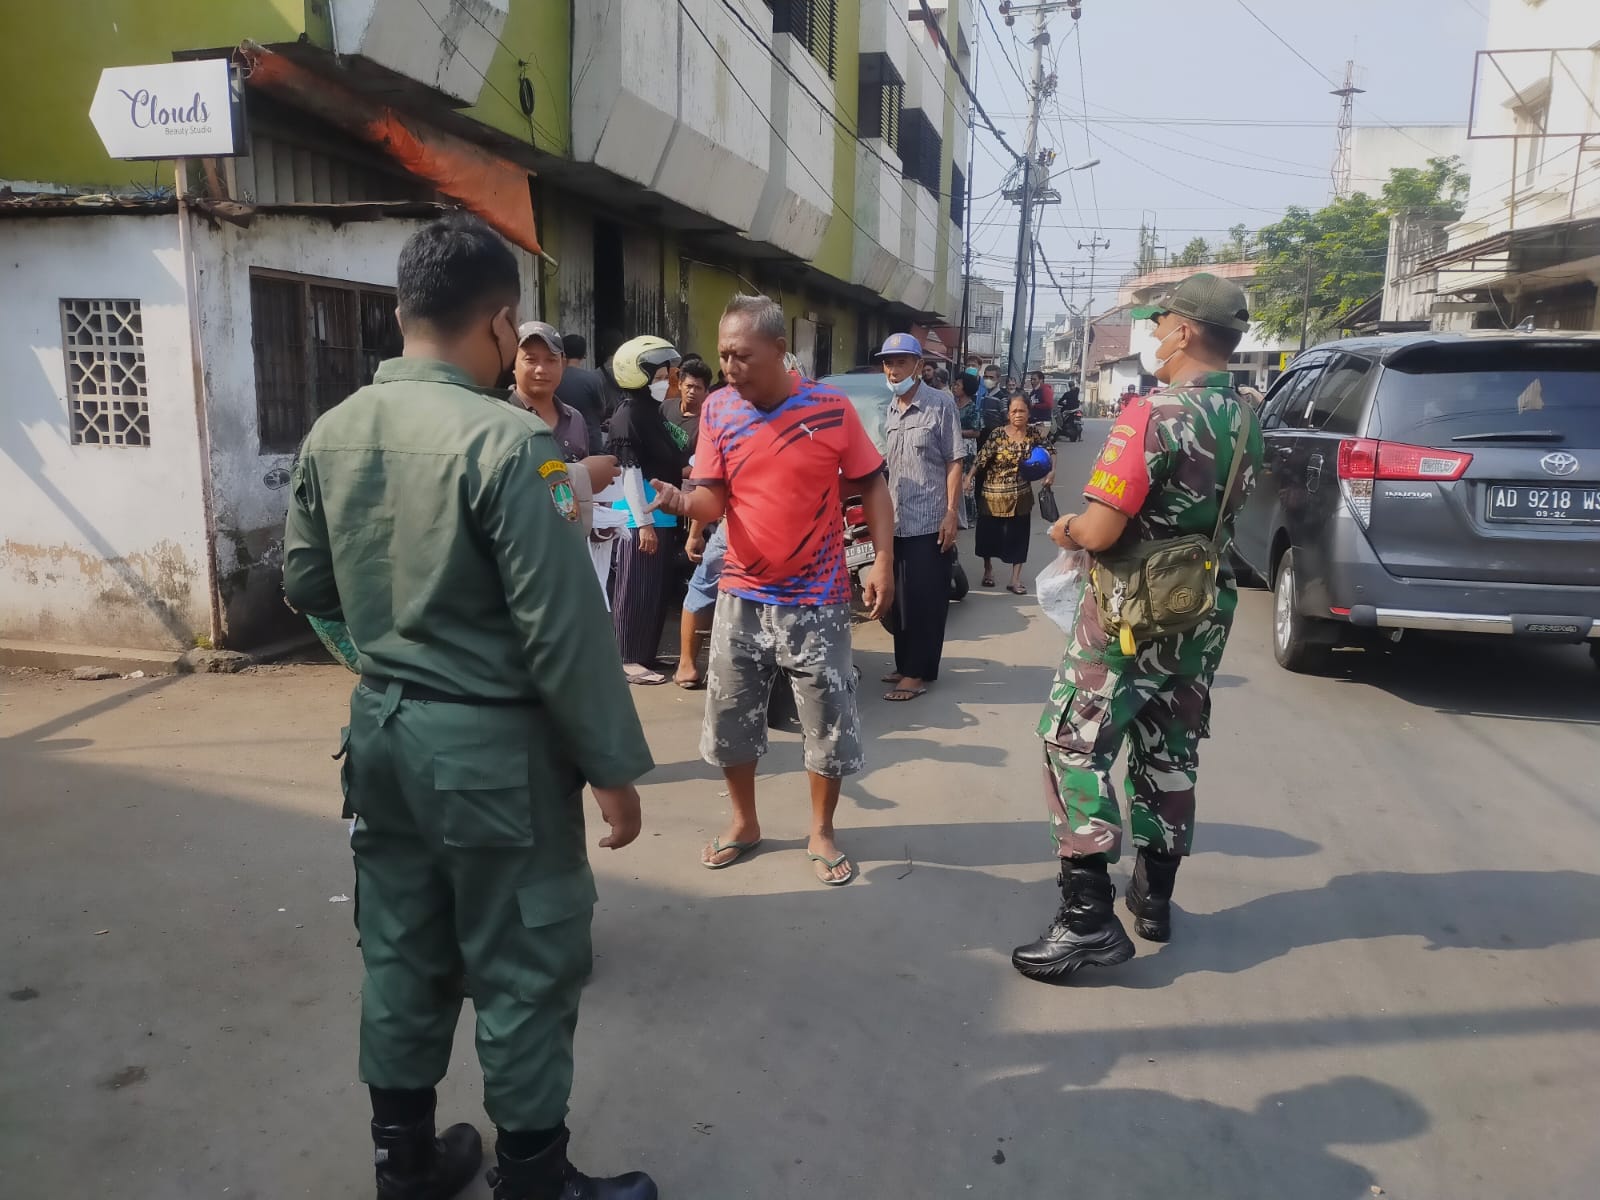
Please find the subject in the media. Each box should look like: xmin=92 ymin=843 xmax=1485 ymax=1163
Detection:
xmin=933 ymin=0 xmax=963 ymax=310
xmin=680 ymin=260 xmax=859 ymax=373
xmin=810 ymin=0 xmax=860 ymax=284
xmin=0 ymin=0 xmax=309 ymax=189
xmin=460 ymin=0 xmax=571 ymax=158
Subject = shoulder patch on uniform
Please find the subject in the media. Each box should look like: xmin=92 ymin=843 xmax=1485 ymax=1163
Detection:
xmin=538 ymin=459 xmax=567 ymax=479
xmin=548 ymin=476 xmax=578 ymax=523
xmin=1102 ymin=422 xmax=1139 ymax=464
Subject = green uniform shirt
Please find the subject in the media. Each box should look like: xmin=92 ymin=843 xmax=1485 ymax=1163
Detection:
xmin=283 ymin=357 xmax=653 ymax=789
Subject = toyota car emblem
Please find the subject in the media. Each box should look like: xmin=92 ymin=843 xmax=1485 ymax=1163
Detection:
xmin=1539 ymin=452 xmax=1579 ymax=477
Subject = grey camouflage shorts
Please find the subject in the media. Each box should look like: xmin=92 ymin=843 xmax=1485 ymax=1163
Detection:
xmin=701 ymin=593 xmax=864 ymax=778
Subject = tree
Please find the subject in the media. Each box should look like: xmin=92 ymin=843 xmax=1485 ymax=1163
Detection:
xmin=1252 ymin=156 xmax=1470 ymax=343
xmin=1175 ymin=237 xmax=1211 ymax=267
xmin=1216 ymin=224 xmax=1252 ymax=263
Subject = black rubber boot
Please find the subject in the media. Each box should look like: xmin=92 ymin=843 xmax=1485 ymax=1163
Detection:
xmin=372 ymin=1117 xmax=483 ymax=1200
xmin=1125 ymin=848 xmax=1181 ymax=943
xmin=1011 ymin=860 xmax=1136 ymax=982
xmin=488 ymin=1128 xmax=658 ymax=1200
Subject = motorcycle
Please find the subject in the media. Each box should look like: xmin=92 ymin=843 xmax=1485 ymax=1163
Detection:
xmin=1052 ymin=405 xmax=1083 ymax=444
xmin=842 ymin=493 xmax=968 ymax=633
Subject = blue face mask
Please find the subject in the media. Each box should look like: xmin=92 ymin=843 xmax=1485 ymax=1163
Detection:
xmin=887 ymin=374 xmax=917 ymax=397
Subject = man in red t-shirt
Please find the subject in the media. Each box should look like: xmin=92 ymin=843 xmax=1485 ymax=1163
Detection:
xmin=649 ymin=294 xmax=895 ymax=886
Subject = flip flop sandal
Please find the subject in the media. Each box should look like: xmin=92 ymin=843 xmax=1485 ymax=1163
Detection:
xmin=982 ymin=575 xmax=995 ymax=587
xmin=625 ymin=668 xmax=669 ymax=686
xmin=702 ymin=837 xmax=762 ymax=869
xmin=1007 ymin=585 xmax=1028 ymax=595
xmin=808 ymin=851 xmax=855 ymax=886
xmin=883 ymin=686 xmax=927 ymax=702
xmin=675 ymin=676 xmax=707 ymax=691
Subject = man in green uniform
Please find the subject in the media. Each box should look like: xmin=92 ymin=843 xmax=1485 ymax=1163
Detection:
xmin=283 ymin=215 xmax=659 ymax=1200
xmin=1011 ymin=272 xmax=1263 ymax=983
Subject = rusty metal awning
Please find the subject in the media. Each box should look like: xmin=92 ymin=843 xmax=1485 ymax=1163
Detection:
xmin=1417 ymin=215 xmax=1600 ymax=276
xmin=238 ymin=40 xmax=540 ymax=254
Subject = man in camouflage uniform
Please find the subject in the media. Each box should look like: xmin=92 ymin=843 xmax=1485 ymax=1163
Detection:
xmin=1012 ymin=272 xmax=1263 ymax=983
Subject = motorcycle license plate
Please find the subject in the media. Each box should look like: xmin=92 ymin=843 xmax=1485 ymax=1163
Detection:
xmin=845 ymin=541 xmax=877 ymax=568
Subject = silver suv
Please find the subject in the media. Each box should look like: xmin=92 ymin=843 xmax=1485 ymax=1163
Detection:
xmin=1232 ymin=332 xmax=1600 ymax=672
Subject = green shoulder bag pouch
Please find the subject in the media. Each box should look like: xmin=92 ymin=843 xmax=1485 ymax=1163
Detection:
xmin=1089 ymin=418 xmax=1249 ymax=652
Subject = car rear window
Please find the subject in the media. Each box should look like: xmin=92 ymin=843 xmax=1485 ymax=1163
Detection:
xmin=1373 ymin=341 xmax=1600 ymax=446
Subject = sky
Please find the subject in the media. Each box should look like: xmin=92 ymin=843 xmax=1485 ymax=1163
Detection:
xmin=956 ymin=0 xmax=1491 ymax=331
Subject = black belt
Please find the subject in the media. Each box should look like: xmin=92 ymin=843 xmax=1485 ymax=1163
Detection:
xmin=359 ymin=675 xmax=539 ymax=707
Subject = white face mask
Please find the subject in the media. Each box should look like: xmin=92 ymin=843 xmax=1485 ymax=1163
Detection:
xmin=648 ymin=379 xmax=670 ymax=403
xmin=887 ymin=374 xmax=917 ymax=398
xmin=1140 ymin=325 xmax=1180 ymax=380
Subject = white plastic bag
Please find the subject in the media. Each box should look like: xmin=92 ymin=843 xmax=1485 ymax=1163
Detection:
xmin=1036 ymin=549 xmax=1091 ymax=634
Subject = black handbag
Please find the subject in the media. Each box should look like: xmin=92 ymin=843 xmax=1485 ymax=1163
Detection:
xmin=1037 ymin=485 xmax=1060 ymax=523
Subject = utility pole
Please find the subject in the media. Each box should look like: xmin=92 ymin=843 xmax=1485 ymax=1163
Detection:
xmin=1299 ymin=253 xmax=1315 ymax=351
xmin=999 ymin=0 xmax=1077 ymax=378
xmin=1077 ymin=233 xmax=1109 ymax=387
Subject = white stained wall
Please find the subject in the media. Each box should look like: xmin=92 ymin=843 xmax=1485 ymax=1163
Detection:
xmin=1348 ymin=125 xmax=1469 ymax=193
xmin=189 ymin=211 xmax=540 ymax=648
xmin=1456 ymin=0 xmax=1600 ymax=240
xmin=0 ymin=214 xmax=212 ymax=650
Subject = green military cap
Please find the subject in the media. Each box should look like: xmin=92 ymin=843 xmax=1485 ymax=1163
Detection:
xmin=1132 ymin=272 xmax=1251 ymax=333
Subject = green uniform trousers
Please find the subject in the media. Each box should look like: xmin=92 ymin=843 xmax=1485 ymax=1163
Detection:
xmin=341 ymin=681 xmax=597 ymax=1132
xmin=1035 ymin=589 xmax=1237 ymax=863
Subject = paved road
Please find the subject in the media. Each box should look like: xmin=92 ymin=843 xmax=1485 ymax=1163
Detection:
xmin=3 ymin=418 xmax=1598 ymax=1198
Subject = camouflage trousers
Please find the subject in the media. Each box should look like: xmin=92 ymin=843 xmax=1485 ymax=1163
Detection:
xmin=1035 ymin=590 xmax=1236 ymax=862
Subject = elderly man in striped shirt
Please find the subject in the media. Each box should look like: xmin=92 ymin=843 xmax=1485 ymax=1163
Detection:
xmin=878 ymin=333 xmax=965 ymax=702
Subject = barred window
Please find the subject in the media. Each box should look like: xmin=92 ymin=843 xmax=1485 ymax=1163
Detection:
xmin=250 ymin=271 xmax=401 ymax=454
xmin=859 ymin=80 xmax=903 ymax=146
xmin=61 ymin=299 xmax=149 ymax=447
xmin=773 ymin=0 xmax=837 ymax=79
xmin=898 ymin=109 xmax=943 ymax=197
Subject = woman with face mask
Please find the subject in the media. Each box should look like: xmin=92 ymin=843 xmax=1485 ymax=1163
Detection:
xmin=607 ymin=335 xmax=686 ymax=684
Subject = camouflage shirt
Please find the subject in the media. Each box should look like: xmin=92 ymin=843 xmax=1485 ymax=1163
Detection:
xmin=1083 ymin=371 xmax=1263 ymax=556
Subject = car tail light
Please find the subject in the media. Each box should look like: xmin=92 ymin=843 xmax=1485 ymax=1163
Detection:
xmin=1336 ymin=438 xmax=1473 ymax=525
xmin=844 ymin=503 xmax=866 ymax=526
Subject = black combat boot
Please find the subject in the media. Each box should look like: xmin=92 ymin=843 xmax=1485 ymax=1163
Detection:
xmin=488 ymin=1128 xmax=657 ymax=1200
xmin=1124 ymin=848 xmax=1182 ymax=943
xmin=1011 ymin=859 xmax=1136 ymax=981
xmin=371 ymin=1116 xmax=483 ymax=1200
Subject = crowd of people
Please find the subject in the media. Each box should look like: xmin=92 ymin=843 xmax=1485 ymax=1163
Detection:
xmin=281 ymin=214 xmax=1261 ymax=1200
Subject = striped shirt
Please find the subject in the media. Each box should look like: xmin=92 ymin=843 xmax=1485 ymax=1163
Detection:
xmin=884 ymin=384 xmax=963 ymax=537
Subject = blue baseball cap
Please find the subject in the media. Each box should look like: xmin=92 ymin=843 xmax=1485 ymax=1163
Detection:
xmin=874 ymin=332 xmax=923 ymax=359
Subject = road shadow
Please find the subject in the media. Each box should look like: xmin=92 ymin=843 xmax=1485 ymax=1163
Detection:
xmin=961 ymin=1076 xmax=1427 ymax=1198
xmin=1072 ymin=868 xmax=1600 ymax=990
xmin=6 ymin=743 xmax=1594 ymax=1197
xmin=1194 ymin=821 xmax=1319 ymax=858
xmin=1328 ymin=634 xmax=1597 ymax=725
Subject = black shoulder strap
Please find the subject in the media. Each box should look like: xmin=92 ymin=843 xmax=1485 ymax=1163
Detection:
xmin=1212 ymin=404 xmax=1252 ymax=547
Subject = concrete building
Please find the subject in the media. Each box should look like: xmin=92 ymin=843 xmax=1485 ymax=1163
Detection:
xmin=1 ymin=1 xmax=977 ymax=654
xmin=1117 ymin=262 xmax=1298 ymax=393
xmin=961 ymin=276 xmax=1005 ymax=362
xmin=1415 ymin=0 xmax=1600 ymax=330
xmin=1349 ymin=124 xmax=1469 ymax=193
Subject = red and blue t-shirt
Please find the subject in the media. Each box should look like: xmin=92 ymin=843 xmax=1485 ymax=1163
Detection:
xmin=694 ymin=372 xmax=885 ymax=606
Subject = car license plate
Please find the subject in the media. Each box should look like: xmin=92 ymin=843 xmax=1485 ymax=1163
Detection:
xmin=845 ymin=541 xmax=876 ymax=568
xmin=1486 ymin=484 xmax=1600 ymax=524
